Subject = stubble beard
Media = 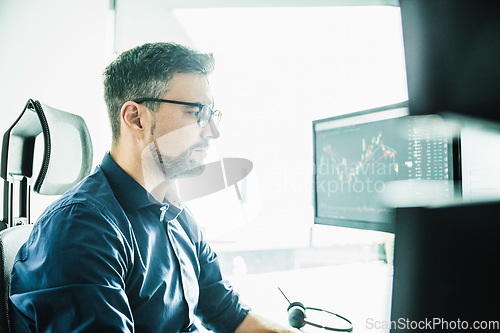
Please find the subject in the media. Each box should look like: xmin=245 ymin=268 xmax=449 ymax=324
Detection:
xmin=150 ymin=139 xmax=207 ymax=180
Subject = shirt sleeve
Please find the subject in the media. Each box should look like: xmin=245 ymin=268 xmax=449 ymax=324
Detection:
xmin=185 ymin=211 xmax=250 ymax=333
xmin=9 ymin=203 xmax=135 ymax=333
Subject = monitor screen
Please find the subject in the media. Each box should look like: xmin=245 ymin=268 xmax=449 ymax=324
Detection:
xmin=313 ymin=102 xmax=458 ymax=232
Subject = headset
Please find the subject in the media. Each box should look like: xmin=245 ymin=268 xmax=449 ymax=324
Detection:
xmin=280 ymin=288 xmax=353 ymax=332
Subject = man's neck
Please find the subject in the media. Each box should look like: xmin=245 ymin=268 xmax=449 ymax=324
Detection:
xmin=110 ymin=143 xmax=180 ymax=204
xmin=110 ymin=145 xmax=145 ymax=187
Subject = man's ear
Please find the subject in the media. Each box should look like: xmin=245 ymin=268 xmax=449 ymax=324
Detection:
xmin=121 ymin=101 xmax=149 ymax=140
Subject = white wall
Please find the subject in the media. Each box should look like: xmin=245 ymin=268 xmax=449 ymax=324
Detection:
xmin=114 ymin=0 xmax=195 ymax=53
xmin=0 ymin=0 xmax=111 ymax=218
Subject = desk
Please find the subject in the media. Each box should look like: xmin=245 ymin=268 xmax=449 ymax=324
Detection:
xmin=198 ymin=262 xmax=393 ymax=332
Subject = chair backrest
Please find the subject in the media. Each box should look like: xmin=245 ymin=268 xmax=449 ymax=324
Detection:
xmin=0 ymin=225 xmax=33 ymax=333
xmin=1 ymin=99 xmax=93 ymax=227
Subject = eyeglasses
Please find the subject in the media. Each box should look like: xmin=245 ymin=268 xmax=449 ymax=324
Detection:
xmin=133 ymin=98 xmax=222 ymax=128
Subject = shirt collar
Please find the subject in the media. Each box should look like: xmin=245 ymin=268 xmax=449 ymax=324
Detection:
xmin=100 ymin=152 xmax=157 ymax=212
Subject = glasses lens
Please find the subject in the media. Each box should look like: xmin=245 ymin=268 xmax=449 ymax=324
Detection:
xmin=198 ymin=105 xmax=212 ymax=128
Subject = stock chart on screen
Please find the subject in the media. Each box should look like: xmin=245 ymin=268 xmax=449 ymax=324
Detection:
xmin=313 ymin=102 xmax=455 ymax=231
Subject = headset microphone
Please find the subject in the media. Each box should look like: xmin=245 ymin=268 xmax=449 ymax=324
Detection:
xmin=278 ymin=288 xmax=353 ymax=332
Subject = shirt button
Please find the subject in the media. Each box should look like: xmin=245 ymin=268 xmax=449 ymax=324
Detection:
xmin=159 ymin=205 xmax=169 ymax=222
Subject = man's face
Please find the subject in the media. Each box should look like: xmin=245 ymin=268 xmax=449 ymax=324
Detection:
xmin=142 ymin=73 xmax=219 ymax=181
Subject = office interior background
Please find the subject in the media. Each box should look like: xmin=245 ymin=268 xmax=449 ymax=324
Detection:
xmin=1 ymin=0 xmax=499 ymax=331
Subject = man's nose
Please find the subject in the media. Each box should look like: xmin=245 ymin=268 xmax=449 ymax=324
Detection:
xmin=201 ymin=117 xmax=220 ymax=139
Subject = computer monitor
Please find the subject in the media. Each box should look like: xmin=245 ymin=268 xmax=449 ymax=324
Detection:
xmin=313 ymin=101 xmax=459 ymax=233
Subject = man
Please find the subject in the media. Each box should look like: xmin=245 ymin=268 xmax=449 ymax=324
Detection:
xmin=9 ymin=42 xmax=298 ymax=332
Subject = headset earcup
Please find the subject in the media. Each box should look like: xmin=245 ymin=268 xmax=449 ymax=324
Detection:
xmin=287 ymin=302 xmax=306 ymax=329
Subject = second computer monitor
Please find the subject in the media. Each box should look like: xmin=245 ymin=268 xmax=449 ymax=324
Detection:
xmin=313 ymin=101 xmax=458 ymax=233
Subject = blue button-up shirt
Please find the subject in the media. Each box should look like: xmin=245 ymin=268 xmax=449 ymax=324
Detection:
xmin=9 ymin=153 xmax=250 ymax=333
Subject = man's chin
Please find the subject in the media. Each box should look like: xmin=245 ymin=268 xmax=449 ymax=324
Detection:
xmin=175 ymin=164 xmax=206 ymax=179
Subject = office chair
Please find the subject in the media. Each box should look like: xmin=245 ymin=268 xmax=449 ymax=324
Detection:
xmin=0 ymin=99 xmax=93 ymax=332
xmin=0 ymin=224 xmax=33 ymax=333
